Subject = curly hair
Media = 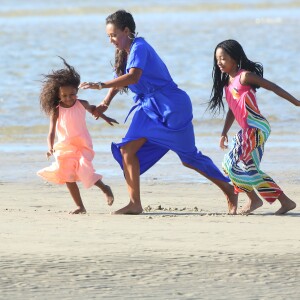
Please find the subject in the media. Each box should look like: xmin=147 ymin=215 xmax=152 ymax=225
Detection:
xmin=208 ymin=39 xmax=263 ymax=114
xmin=39 ymin=57 xmax=80 ymax=116
xmin=106 ymin=10 xmax=136 ymax=93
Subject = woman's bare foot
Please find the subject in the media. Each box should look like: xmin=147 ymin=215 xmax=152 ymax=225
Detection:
xmin=69 ymin=206 xmax=86 ymax=214
xmin=226 ymin=189 xmax=238 ymax=215
xmin=275 ymin=193 xmax=296 ymax=215
xmin=239 ymin=190 xmax=263 ymax=215
xmin=104 ymin=185 xmax=114 ymax=206
xmin=112 ymin=201 xmax=143 ymax=215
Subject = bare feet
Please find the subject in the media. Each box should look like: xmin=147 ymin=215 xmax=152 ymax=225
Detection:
xmin=226 ymin=189 xmax=238 ymax=215
xmin=275 ymin=193 xmax=296 ymax=215
xmin=104 ymin=185 xmax=114 ymax=206
xmin=111 ymin=201 xmax=143 ymax=215
xmin=239 ymin=190 xmax=263 ymax=215
xmin=69 ymin=206 xmax=86 ymax=214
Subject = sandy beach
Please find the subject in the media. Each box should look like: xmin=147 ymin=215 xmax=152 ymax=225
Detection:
xmin=1 ymin=1 xmax=300 ymax=298
xmin=1 ymin=155 xmax=300 ymax=299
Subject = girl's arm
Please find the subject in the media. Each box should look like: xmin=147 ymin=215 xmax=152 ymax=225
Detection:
xmin=79 ymin=99 xmax=118 ymax=126
xmin=220 ymin=109 xmax=235 ymax=150
xmin=47 ymin=110 xmax=58 ymax=159
xmin=79 ymin=99 xmax=96 ymax=114
xmin=241 ymin=72 xmax=300 ymax=106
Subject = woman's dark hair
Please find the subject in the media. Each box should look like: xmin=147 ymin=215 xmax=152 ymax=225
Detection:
xmin=208 ymin=39 xmax=263 ymax=114
xmin=39 ymin=57 xmax=80 ymax=116
xmin=106 ymin=10 xmax=136 ymax=93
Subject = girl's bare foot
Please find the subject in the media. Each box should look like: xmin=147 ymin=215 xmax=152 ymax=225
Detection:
xmin=104 ymin=185 xmax=114 ymax=206
xmin=275 ymin=193 xmax=296 ymax=215
xmin=112 ymin=201 xmax=143 ymax=215
xmin=70 ymin=206 xmax=86 ymax=214
xmin=239 ymin=190 xmax=263 ymax=215
xmin=239 ymin=199 xmax=263 ymax=215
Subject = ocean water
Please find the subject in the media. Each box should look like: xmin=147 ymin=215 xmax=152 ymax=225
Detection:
xmin=0 ymin=0 xmax=299 ymax=182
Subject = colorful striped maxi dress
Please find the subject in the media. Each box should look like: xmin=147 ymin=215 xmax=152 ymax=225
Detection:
xmin=223 ymin=69 xmax=282 ymax=203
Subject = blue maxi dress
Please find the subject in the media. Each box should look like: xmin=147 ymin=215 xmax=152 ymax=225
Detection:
xmin=111 ymin=37 xmax=229 ymax=182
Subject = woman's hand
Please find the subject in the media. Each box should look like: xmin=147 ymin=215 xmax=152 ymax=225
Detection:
xmin=220 ymin=135 xmax=228 ymax=150
xmin=79 ymin=82 xmax=101 ymax=90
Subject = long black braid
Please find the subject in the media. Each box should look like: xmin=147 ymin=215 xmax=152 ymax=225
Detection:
xmin=208 ymin=39 xmax=263 ymax=114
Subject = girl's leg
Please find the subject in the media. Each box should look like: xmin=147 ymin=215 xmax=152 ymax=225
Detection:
xmin=223 ymin=129 xmax=272 ymax=214
xmin=239 ymin=144 xmax=296 ymax=214
xmin=113 ymin=138 xmax=147 ymax=215
xmin=66 ymin=182 xmax=86 ymax=214
xmin=237 ymin=147 xmax=273 ymax=214
xmin=94 ymin=180 xmax=114 ymax=206
xmin=275 ymin=193 xmax=296 ymax=215
xmin=239 ymin=190 xmax=263 ymax=215
xmin=182 ymin=162 xmax=238 ymax=215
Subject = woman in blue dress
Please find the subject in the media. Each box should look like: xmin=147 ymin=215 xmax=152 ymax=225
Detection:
xmin=79 ymin=10 xmax=238 ymax=214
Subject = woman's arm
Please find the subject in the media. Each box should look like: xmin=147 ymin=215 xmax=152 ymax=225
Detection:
xmin=220 ymin=109 xmax=235 ymax=150
xmin=91 ymin=87 xmax=119 ymax=119
xmin=79 ymin=67 xmax=143 ymax=91
xmin=241 ymin=72 xmax=300 ymax=106
xmin=47 ymin=110 xmax=58 ymax=158
xmin=101 ymin=87 xmax=120 ymax=107
xmin=101 ymin=67 xmax=143 ymax=89
xmin=79 ymin=68 xmax=143 ymax=116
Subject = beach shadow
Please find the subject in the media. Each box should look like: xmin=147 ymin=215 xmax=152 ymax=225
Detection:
xmin=244 ymin=212 xmax=300 ymax=217
xmin=141 ymin=211 xmax=300 ymax=217
xmin=142 ymin=211 xmax=229 ymax=216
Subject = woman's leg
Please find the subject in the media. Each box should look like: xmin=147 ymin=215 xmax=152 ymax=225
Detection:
xmin=182 ymin=162 xmax=238 ymax=214
xmin=66 ymin=182 xmax=86 ymax=214
xmin=113 ymin=138 xmax=147 ymax=214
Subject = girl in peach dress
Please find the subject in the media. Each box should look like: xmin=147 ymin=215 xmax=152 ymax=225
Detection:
xmin=37 ymin=58 xmax=117 ymax=214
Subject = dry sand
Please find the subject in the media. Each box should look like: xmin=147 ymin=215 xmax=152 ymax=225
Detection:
xmin=1 ymin=173 xmax=300 ymax=299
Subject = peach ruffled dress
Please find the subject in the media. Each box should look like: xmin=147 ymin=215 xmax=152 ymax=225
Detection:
xmin=37 ymin=100 xmax=102 ymax=188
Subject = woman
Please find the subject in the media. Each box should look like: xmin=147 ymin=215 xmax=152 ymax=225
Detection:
xmin=79 ymin=10 xmax=237 ymax=214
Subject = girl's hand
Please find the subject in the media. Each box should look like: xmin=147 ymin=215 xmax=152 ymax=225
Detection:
xmin=96 ymin=113 xmax=119 ymax=126
xmin=220 ymin=135 xmax=228 ymax=150
xmin=46 ymin=149 xmax=54 ymax=160
xmin=92 ymin=104 xmax=108 ymax=119
xmin=78 ymin=82 xmax=101 ymax=90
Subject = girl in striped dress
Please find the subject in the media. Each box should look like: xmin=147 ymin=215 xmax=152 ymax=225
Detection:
xmin=208 ymin=39 xmax=299 ymax=215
